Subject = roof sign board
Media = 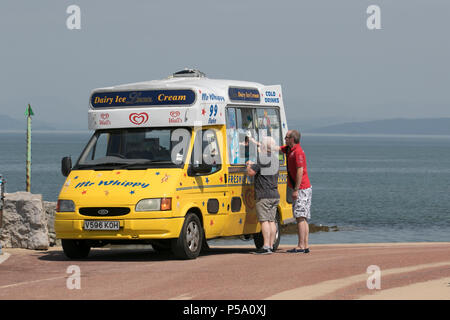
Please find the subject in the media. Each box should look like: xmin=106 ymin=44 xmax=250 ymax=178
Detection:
xmin=228 ymin=87 xmax=260 ymax=103
xmin=90 ymin=89 xmax=196 ymax=108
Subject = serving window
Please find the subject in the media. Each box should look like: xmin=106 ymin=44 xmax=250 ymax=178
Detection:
xmin=226 ymin=106 xmax=283 ymax=165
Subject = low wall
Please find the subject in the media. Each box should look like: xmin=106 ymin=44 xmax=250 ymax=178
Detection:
xmin=0 ymin=192 xmax=58 ymax=250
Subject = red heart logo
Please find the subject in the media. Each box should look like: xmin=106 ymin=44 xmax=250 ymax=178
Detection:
xmin=101 ymin=113 xmax=109 ymax=120
xmin=170 ymin=111 xmax=180 ymax=117
xmin=129 ymin=112 xmax=149 ymax=125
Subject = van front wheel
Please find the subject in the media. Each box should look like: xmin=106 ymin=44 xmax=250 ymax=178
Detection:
xmin=172 ymin=213 xmax=203 ymax=259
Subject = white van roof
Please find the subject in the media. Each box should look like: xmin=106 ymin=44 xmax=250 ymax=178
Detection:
xmin=87 ymin=69 xmax=285 ymax=130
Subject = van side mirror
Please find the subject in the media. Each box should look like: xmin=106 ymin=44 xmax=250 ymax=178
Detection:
xmin=61 ymin=156 xmax=72 ymax=177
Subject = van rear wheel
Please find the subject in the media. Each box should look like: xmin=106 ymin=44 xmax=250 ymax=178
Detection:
xmin=62 ymin=239 xmax=91 ymax=259
xmin=171 ymin=213 xmax=203 ymax=259
xmin=253 ymin=215 xmax=281 ymax=251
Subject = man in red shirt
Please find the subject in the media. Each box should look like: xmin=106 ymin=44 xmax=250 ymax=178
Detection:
xmin=280 ymin=130 xmax=312 ymax=253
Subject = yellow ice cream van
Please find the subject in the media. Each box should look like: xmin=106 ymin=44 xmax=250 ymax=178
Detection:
xmin=56 ymin=69 xmax=293 ymax=259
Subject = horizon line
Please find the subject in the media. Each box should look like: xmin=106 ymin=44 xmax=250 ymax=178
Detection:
xmin=1 ymin=130 xmax=450 ymax=140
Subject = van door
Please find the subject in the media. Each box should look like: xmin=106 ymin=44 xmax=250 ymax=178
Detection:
xmin=225 ymin=107 xmax=259 ymax=235
xmin=187 ymin=128 xmax=228 ymax=239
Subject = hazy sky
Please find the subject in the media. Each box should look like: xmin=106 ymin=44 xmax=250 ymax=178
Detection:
xmin=1 ymin=0 xmax=449 ymax=130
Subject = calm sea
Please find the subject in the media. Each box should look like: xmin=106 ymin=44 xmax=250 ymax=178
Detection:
xmin=1 ymin=131 xmax=449 ymax=244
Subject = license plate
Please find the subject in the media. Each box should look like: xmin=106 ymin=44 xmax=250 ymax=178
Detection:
xmin=83 ymin=220 xmax=120 ymax=231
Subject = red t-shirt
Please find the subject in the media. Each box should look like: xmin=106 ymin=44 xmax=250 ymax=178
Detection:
xmin=281 ymin=144 xmax=311 ymax=190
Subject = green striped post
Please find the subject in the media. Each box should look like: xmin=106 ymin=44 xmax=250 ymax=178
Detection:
xmin=25 ymin=104 xmax=34 ymax=192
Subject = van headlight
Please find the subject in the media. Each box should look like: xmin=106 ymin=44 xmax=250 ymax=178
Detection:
xmin=135 ymin=198 xmax=172 ymax=211
xmin=56 ymin=199 xmax=75 ymax=212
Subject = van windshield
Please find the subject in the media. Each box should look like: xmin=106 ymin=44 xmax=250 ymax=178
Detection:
xmin=75 ymin=128 xmax=191 ymax=170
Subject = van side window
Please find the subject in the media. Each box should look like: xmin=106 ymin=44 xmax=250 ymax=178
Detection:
xmin=226 ymin=107 xmax=239 ymax=164
xmin=255 ymin=108 xmax=284 ymax=164
xmin=237 ymin=108 xmax=258 ymax=164
xmin=226 ymin=107 xmax=258 ymax=165
xmin=188 ymin=129 xmax=221 ymax=176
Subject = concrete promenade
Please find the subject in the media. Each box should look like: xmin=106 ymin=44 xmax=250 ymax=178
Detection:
xmin=0 ymin=242 xmax=449 ymax=300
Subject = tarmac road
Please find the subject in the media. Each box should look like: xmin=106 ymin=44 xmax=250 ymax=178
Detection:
xmin=0 ymin=242 xmax=449 ymax=300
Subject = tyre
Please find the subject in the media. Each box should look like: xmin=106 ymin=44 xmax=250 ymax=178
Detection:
xmin=253 ymin=214 xmax=281 ymax=251
xmin=272 ymin=217 xmax=281 ymax=251
xmin=171 ymin=213 xmax=203 ymax=259
xmin=201 ymin=236 xmax=210 ymax=253
xmin=61 ymin=239 xmax=91 ymax=259
xmin=253 ymin=231 xmax=264 ymax=250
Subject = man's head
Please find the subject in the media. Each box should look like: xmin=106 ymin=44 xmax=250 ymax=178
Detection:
xmin=285 ymin=130 xmax=300 ymax=147
xmin=259 ymin=136 xmax=279 ymax=175
xmin=260 ymin=136 xmax=276 ymax=153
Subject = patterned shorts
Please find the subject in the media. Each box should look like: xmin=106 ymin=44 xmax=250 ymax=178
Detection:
xmin=292 ymin=187 xmax=312 ymax=220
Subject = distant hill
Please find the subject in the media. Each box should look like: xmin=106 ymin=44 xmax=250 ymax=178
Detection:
xmin=306 ymin=118 xmax=450 ymax=135
xmin=0 ymin=114 xmax=56 ymax=131
xmin=0 ymin=114 xmax=22 ymax=130
xmin=2 ymin=114 xmax=450 ymax=135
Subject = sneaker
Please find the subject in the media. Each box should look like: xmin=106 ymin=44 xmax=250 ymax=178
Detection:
xmin=287 ymin=248 xmax=305 ymax=253
xmin=254 ymin=247 xmax=272 ymax=255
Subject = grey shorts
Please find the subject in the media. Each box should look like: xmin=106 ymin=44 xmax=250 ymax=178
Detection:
xmin=292 ymin=187 xmax=312 ymax=220
xmin=255 ymin=198 xmax=280 ymax=222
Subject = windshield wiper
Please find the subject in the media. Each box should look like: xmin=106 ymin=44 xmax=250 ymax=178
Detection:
xmin=117 ymin=160 xmax=154 ymax=169
xmin=75 ymin=160 xmax=177 ymax=170
xmin=76 ymin=162 xmax=128 ymax=168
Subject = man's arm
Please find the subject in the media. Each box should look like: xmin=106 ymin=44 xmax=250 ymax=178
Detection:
xmin=292 ymin=167 xmax=303 ymax=200
xmin=249 ymin=137 xmax=284 ymax=152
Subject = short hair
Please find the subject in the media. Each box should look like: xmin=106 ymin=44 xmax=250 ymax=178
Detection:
xmin=261 ymin=136 xmax=276 ymax=153
xmin=291 ymin=130 xmax=301 ymax=144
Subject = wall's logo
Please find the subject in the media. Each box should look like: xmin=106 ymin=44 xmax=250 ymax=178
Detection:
xmin=99 ymin=113 xmax=111 ymax=126
xmin=169 ymin=111 xmax=182 ymax=124
xmin=129 ymin=112 xmax=149 ymax=125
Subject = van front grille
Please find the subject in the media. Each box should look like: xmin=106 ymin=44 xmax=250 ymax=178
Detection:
xmin=79 ymin=207 xmax=130 ymax=217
